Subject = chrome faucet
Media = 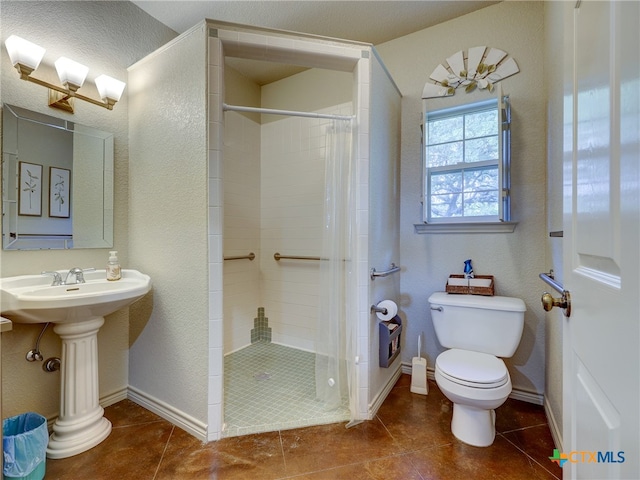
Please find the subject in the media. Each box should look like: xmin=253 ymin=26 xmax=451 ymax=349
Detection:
xmin=64 ymin=267 xmax=87 ymax=285
xmin=41 ymin=267 xmax=95 ymax=286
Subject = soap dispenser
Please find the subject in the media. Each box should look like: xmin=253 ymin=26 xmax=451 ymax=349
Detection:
xmin=107 ymin=250 xmax=121 ymax=281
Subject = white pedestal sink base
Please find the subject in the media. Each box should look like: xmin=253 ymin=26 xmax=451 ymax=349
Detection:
xmin=0 ymin=269 xmax=151 ymax=458
xmin=46 ymin=316 xmax=112 ymax=459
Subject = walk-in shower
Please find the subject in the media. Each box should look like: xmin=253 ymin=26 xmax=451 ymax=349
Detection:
xmin=222 ymin=96 xmax=356 ymax=435
xmin=128 ymin=20 xmax=401 ymax=443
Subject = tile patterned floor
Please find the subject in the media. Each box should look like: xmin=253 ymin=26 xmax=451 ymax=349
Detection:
xmin=45 ymin=375 xmax=562 ymax=479
xmin=223 ymin=342 xmax=350 ymax=437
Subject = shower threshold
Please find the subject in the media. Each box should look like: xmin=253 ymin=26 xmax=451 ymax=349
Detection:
xmin=223 ymin=342 xmax=350 ymax=437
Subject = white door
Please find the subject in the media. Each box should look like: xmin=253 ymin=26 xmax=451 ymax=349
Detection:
xmin=563 ymin=1 xmax=640 ymax=479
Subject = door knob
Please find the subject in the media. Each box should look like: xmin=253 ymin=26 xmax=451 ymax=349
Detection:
xmin=541 ymin=291 xmax=571 ymax=317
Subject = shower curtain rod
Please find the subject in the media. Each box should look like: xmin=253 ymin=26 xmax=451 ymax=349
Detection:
xmin=223 ymin=103 xmax=354 ymax=121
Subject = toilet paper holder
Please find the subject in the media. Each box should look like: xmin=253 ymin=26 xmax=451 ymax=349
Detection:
xmin=370 ymin=304 xmax=388 ymax=315
xmin=371 ymin=300 xmax=398 ymax=321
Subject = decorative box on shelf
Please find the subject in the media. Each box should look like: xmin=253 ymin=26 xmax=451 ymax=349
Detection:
xmin=445 ymin=274 xmax=495 ymax=296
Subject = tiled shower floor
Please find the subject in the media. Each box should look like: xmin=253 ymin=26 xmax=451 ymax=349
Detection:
xmin=223 ymin=342 xmax=350 ymax=437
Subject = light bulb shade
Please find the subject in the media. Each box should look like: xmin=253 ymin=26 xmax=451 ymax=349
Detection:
xmin=5 ymin=35 xmax=45 ymax=71
xmin=95 ymin=75 xmax=126 ymax=102
xmin=55 ymin=57 xmax=89 ymax=89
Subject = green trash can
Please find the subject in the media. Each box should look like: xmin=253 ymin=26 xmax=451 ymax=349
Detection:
xmin=3 ymin=413 xmax=48 ymax=480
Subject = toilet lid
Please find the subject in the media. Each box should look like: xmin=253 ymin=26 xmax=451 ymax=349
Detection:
xmin=436 ymin=349 xmax=508 ymax=388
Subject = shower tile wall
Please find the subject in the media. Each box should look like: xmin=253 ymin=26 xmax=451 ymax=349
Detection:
xmin=223 ymin=111 xmax=261 ymax=354
xmin=260 ymin=104 xmax=352 ymax=352
xmin=223 ymin=103 xmax=352 ymax=355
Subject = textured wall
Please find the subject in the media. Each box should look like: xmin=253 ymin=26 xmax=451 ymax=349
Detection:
xmin=367 ymin=52 xmax=402 ymax=404
xmin=376 ymin=1 xmax=547 ymax=397
xmin=0 ymin=1 xmax=175 ymax=420
xmin=128 ymin=24 xmax=208 ymax=428
xmin=543 ymin=0 xmax=567 ymax=447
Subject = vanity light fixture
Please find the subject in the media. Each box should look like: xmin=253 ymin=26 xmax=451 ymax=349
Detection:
xmin=4 ymin=35 xmax=126 ymax=113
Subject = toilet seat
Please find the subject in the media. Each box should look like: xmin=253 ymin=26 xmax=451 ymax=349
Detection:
xmin=436 ymin=349 xmax=508 ymax=389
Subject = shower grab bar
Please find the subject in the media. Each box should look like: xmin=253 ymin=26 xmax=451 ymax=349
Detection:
xmin=223 ymin=103 xmax=354 ymax=121
xmin=274 ymin=252 xmax=322 ymax=261
xmin=539 ymin=271 xmax=564 ymax=295
xmin=224 ymin=252 xmax=256 ymax=261
xmin=370 ymin=263 xmax=400 ymax=281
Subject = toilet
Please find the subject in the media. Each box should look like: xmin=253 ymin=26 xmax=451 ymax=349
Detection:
xmin=428 ymin=292 xmax=526 ymax=447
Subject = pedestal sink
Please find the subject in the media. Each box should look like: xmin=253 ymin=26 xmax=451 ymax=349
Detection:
xmin=0 ymin=269 xmax=151 ymax=459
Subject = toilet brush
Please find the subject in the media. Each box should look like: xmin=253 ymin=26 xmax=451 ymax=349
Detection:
xmin=410 ymin=334 xmax=428 ymax=395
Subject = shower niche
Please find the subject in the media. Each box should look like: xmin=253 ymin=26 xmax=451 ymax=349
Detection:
xmin=128 ymin=20 xmax=401 ymax=443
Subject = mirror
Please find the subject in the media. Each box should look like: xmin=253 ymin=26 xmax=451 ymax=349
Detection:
xmin=2 ymin=104 xmax=114 ymax=250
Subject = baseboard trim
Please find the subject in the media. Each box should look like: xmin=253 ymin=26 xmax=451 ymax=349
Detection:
xmin=401 ymin=362 xmax=435 ymax=380
xmin=544 ymin=396 xmax=563 ymax=451
xmin=401 ymin=361 xmax=544 ymax=405
xmin=127 ymin=386 xmax=207 ymax=442
xmin=368 ymin=365 xmax=402 ymax=419
xmin=509 ymin=388 xmax=544 ymax=405
xmin=101 ymin=387 xmax=128 ymax=408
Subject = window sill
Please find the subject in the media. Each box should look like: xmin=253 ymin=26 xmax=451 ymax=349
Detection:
xmin=414 ymin=222 xmax=518 ymax=234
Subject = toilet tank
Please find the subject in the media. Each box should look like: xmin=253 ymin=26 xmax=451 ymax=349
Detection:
xmin=428 ymin=292 xmax=526 ymax=357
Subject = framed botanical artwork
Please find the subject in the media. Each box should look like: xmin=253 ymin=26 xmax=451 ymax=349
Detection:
xmin=18 ymin=161 xmax=43 ymax=216
xmin=49 ymin=167 xmax=71 ymax=218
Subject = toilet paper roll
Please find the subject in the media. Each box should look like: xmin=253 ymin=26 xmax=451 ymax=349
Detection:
xmin=376 ymin=300 xmax=398 ymax=321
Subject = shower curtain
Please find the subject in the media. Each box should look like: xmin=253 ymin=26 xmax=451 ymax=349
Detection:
xmin=315 ymin=118 xmax=357 ymax=423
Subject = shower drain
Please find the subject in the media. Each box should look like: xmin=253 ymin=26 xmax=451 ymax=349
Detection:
xmin=254 ymin=372 xmax=271 ymax=381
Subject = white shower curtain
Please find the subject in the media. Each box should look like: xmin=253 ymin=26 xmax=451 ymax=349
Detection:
xmin=315 ymin=118 xmax=357 ymax=423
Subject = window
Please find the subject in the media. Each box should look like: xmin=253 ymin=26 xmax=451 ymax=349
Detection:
xmin=422 ymin=95 xmax=511 ymax=228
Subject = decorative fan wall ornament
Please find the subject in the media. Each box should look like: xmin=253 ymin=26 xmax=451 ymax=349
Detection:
xmin=422 ymin=46 xmax=519 ymax=99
